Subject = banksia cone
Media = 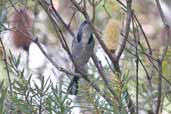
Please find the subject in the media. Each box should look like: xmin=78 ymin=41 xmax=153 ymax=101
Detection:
xmin=103 ymin=19 xmax=120 ymax=52
xmin=10 ymin=8 xmax=32 ymax=51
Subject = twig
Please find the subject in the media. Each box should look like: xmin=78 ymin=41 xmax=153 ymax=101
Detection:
xmin=70 ymin=0 xmax=136 ymax=113
xmin=125 ymin=48 xmax=153 ymax=93
xmin=132 ymin=17 xmax=139 ymax=114
xmin=92 ymin=53 xmax=119 ymax=103
xmin=133 ymin=14 xmax=153 ymax=56
xmin=0 ymin=37 xmax=12 ymax=96
xmin=103 ymin=0 xmax=112 ymax=18
xmin=33 ymin=38 xmax=81 ymax=77
xmin=83 ymin=76 xmax=113 ymax=106
xmin=115 ymin=0 xmax=153 ymax=56
xmin=8 ymin=0 xmax=19 ymax=12
xmin=38 ymin=1 xmax=114 ymax=105
xmin=91 ymin=0 xmax=96 ymax=23
xmin=33 ymin=36 xmax=113 ymax=105
xmin=68 ymin=10 xmax=77 ymax=28
xmin=116 ymin=1 xmax=133 ymax=62
xmin=39 ymin=0 xmax=75 ymax=38
xmin=104 ymin=56 xmax=115 ymax=72
xmin=154 ymin=0 xmax=170 ymax=113
xmin=155 ymin=0 xmax=170 ymax=62
xmin=120 ymin=32 xmax=157 ymax=62
xmin=123 ymin=31 xmax=171 ymax=87
xmin=70 ymin=0 xmax=90 ymax=20
xmin=155 ymin=60 xmax=162 ymax=114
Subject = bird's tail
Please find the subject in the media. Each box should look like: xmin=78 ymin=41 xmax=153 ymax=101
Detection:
xmin=67 ymin=76 xmax=79 ymax=95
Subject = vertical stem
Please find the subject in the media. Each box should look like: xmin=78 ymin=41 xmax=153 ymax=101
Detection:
xmin=155 ymin=60 xmax=162 ymax=114
xmin=0 ymin=37 xmax=12 ymax=96
xmin=133 ymin=18 xmax=139 ymax=114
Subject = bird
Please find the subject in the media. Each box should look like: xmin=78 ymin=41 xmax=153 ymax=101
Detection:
xmin=68 ymin=20 xmax=95 ymax=95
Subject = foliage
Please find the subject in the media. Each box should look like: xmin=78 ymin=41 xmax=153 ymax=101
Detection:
xmin=0 ymin=0 xmax=171 ymax=114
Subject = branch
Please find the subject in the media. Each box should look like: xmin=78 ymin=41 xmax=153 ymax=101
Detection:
xmin=155 ymin=60 xmax=162 ymax=114
xmin=132 ymin=17 xmax=139 ymax=114
xmin=0 ymin=37 xmax=12 ymax=96
xmin=155 ymin=0 xmax=170 ymax=62
xmin=39 ymin=0 xmax=75 ymax=38
xmin=154 ymin=0 xmax=170 ymax=113
xmin=70 ymin=0 xmax=90 ymax=19
xmin=115 ymin=0 xmax=133 ymax=61
xmin=33 ymin=38 xmax=81 ymax=77
xmin=38 ymin=1 xmax=114 ymax=105
xmin=91 ymin=53 xmax=119 ymax=102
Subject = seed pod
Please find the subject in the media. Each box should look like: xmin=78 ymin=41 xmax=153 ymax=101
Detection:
xmin=10 ymin=8 xmax=32 ymax=51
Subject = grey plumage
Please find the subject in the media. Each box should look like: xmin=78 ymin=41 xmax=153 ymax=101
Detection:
xmin=68 ymin=21 xmax=95 ymax=95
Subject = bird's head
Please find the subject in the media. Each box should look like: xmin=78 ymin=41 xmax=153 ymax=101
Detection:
xmin=76 ymin=21 xmax=94 ymax=44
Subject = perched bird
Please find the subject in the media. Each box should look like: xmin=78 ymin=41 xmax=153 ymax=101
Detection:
xmin=68 ymin=21 xmax=95 ymax=95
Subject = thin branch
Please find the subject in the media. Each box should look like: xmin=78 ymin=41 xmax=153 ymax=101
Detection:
xmin=0 ymin=37 xmax=12 ymax=96
xmin=71 ymin=0 xmax=120 ymax=72
xmin=125 ymin=48 xmax=153 ymax=93
xmin=155 ymin=0 xmax=168 ymax=26
xmin=8 ymin=0 xmax=19 ymax=12
xmin=33 ymin=38 xmax=81 ymax=78
xmin=155 ymin=60 xmax=162 ymax=114
xmin=103 ymin=0 xmax=112 ymax=18
xmin=91 ymin=53 xmax=119 ymax=102
xmin=33 ymin=37 xmax=113 ymax=105
xmin=91 ymin=0 xmax=96 ymax=23
xmin=68 ymin=10 xmax=77 ymax=28
xmin=39 ymin=0 xmax=75 ymax=38
xmin=70 ymin=0 xmax=136 ymax=113
xmin=115 ymin=0 xmax=153 ymax=56
xmin=116 ymin=1 xmax=133 ymax=61
xmin=38 ymin=1 xmax=114 ymax=105
xmin=83 ymin=76 xmax=113 ymax=106
xmin=121 ymin=29 xmax=171 ymax=90
xmin=132 ymin=17 xmax=139 ymax=114
xmin=120 ymin=32 xmax=157 ymax=62
xmin=70 ymin=0 xmax=90 ymax=20
xmin=154 ymin=0 xmax=170 ymax=113
xmin=155 ymin=0 xmax=170 ymax=62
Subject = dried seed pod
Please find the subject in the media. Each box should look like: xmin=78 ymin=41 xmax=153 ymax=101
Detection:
xmin=10 ymin=8 xmax=32 ymax=51
xmin=103 ymin=19 xmax=121 ymax=52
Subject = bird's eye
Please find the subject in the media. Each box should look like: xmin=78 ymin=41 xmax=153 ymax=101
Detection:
xmin=77 ymin=32 xmax=82 ymax=42
xmin=87 ymin=34 xmax=93 ymax=44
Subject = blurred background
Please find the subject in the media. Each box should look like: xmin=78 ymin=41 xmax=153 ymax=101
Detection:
xmin=0 ymin=0 xmax=171 ymax=114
